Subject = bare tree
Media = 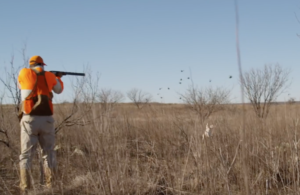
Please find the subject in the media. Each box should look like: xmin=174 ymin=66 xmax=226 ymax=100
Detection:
xmin=127 ymin=88 xmax=152 ymax=109
xmin=98 ymin=88 xmax=124 ymax=112
xmin=242 ymin=64 xmax=290 ymax=118
xmin=180 ymin=85 xmax=230 ymax=121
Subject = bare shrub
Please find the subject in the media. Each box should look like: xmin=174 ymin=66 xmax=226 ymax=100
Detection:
xmin=127 ymin=88 xmax=152 ymax=109
xmin=0 ymin=50 xmax=28 ymax=115
xmin=98 ymin=88 xmax=124 ymax=112
xmin=0 ymin=49 xmax=28 ymax=150
xmin=180 ymin=85 xmax=230 ymax=121
xmin=54 ymin=67 xmax=100 ymax=134
xmin=0 ymin=130 xmax=10 ymax=149
xmin=0 ymin=95 xmax=10 ymax=148
xmin=287 ymin=97 xmax=296 ymax=105
xmin=242 ymin=64 xmax=290 ymax=118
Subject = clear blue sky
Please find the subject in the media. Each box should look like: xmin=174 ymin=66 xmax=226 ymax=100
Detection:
xmin=1 ymin=1 xmax=300 ymax=103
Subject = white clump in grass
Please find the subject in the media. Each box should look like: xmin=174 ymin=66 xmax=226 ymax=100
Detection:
xmin=71 ymin=172 xmax=93 ymax=188
xmin=54 ymin=144 xmax=61 ymax=151
xmin=71 ymin=146 xmax=87 ymax=156
xmin=202 ymin=123 xmax=214 ymax=140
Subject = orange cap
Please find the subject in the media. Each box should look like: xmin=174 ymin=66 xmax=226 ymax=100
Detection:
xmin=29 ymin=55 xmax=46 ymax=65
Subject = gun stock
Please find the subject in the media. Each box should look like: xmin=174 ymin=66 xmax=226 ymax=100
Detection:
xmin=50 ymin=71 xmax=85 ymax=76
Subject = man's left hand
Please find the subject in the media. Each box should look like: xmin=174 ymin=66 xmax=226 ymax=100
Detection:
xmin=56 ymin=72 xmax=63 ymax=78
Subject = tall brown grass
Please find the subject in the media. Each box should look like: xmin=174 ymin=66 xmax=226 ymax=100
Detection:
xmin=1 ymin=102 xmax=300 ymax=195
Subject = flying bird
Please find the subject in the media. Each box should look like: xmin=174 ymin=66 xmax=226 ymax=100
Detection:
xmin=168 ymin=88 xmax=170 ymax=90
xmin=179 ymin=82 xmax=182 ymax=84
xmin=187 ymin=77 xmax=190 ymax=79
xmin=229 ymin=76 xmax=232 ymax=79
xmin=181 ymin=70 xmax=184 ymax=72
xmin=159 ymin=88 xmax=162 ymax=90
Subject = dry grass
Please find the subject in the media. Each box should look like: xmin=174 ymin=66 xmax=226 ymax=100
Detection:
xmin=1 ymin=102 xmax=300 ymax=194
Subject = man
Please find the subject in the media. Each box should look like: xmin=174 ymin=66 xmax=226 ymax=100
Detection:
xmin=18 ymin=55 xmax=64 ymax=193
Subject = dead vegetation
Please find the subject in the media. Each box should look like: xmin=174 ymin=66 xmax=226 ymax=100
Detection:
xmin=1 ymin=102 xmax=300 ymax=194
xmin=0 ymin=53 xmax=297 ymax=194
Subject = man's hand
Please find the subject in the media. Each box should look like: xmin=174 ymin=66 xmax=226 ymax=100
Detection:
xmin=56 ymin=72 xmax=63 ymax=78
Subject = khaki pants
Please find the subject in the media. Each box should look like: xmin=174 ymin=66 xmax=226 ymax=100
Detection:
xmin=19 ymin=115 xmax=56 ymax=190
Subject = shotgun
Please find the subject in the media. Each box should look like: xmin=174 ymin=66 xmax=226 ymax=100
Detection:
xmin=50 ymin=71 xmax=85 ymax=77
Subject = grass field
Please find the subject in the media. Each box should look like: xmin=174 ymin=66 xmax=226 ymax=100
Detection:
xmin=1 ymin=102 xmax=300 ymax=195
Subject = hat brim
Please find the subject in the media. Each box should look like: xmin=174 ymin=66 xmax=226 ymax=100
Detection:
xmin=29 ymin=61 xmax=46 ymax=66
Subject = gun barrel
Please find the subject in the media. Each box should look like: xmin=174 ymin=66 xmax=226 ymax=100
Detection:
xmin=62 ymin=72 xmax=85 ymax=76
xmin=50 ymin=71 xmax=85 ymax=76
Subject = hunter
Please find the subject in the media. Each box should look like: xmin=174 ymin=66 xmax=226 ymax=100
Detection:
xmin=18 ymin=55 xmax=63 ymax=193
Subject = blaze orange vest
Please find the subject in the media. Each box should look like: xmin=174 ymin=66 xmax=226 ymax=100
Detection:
xmin=19 ymin=68 xmax=58 ymax=116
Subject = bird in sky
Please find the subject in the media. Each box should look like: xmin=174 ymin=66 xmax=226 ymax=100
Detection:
xmin=229 ymin=76 xmax=232 ymax=79
xmin=181 ymin=70 xmax=184 ymax=72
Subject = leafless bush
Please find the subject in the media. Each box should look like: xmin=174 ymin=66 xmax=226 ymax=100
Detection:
xmin=55 ymin=67 xmax=99 ymax=134
xmin=288 ymin=97 xmax=296 ymax=104
xmin=127 ymin=88 xmax=152 ymax=109
xmin=0 ymin=97 xmax=10 ymax=148
xmin=98 ymin=88 xmax=124 ymax=112
xmin=0 ymin=48 xmax=28 ymax=115
xmin=0 ymin=49 xmax=28 ymax=150
xmin=242 ymin=64 xmax=290 ymax=118
xmin=180 ymin=85 xmax=230 ymax=121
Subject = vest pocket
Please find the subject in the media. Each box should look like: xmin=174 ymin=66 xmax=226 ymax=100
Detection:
xmin=23 ymin=99 xmax=34 ymax=114
xmin=30 ymin=95 xmax=53 ymax=116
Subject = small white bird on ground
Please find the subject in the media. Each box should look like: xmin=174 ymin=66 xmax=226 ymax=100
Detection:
xmin=202 ymin=123 xmax=214 ymax=140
